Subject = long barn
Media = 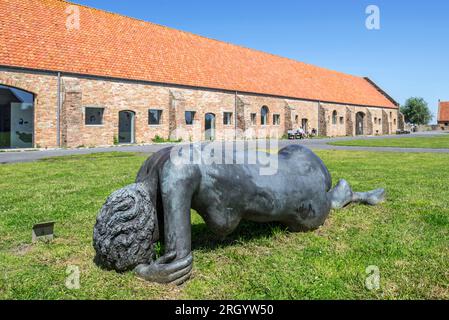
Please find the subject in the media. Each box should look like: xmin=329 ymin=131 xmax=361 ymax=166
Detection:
xmin=0 ymin=0 xmax=403 ymax=149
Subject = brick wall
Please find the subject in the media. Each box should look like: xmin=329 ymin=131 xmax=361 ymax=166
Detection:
xmin=438 ymin=122 xmax=449 ymax=131
xmin=320 ymin=103 xmax=348 ymax=137
xmin=237 ymin=94 xmax=287 ymax=139
xmin=285 ymin=99 xmax=319 ymax=135
xmin=0 ymin=68 xmax=400 ymax=148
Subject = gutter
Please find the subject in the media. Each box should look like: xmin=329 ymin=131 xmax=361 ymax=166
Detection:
xmin=317 ymin=101 xmax=321 ymax=135
xmin=57 ymin=72 xmax=61 ymax=147
xmin=235 ymin=91 xmax=238 ymax=140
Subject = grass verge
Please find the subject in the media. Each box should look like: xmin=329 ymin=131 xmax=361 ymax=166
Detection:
xmin=0 ymin=151 xmax=448 ymax=299
xmin=328 ymin=134 xmax=449 ymax=149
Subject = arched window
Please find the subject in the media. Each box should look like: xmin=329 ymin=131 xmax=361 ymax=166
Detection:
xmin=261 ymin=106 xmax=269 ymax=125
xmin=0 ymin=84 xmax=35 ymax=149
xmin=332 ymin=111 xmax=337 ymax=125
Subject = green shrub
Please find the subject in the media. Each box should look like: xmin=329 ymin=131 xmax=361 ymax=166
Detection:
xmin=152 ymin=135 xmax=182 ymax=143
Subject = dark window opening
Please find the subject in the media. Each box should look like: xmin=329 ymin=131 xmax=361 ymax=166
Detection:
xmin=223 ymin=112 xmax=233 ymax=125
xmin=85 ymin=107 xmax=104 ymax=125
xmin=261 ymin=106 xmax=269 ymax=125
xmin=332 ymin=111 xmax=337 ymax=125
xmin=149 ymin=109 xmax=162 ymax=125
xmin=273 ymin=114 xmax=280 ymax=125
xmin=185 ymin=111 xmax=196 ymax=125
xmin=250 ymin=113 xmax=257 ymax=125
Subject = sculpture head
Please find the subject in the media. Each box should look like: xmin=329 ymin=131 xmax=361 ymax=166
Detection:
xmin=93 ymin=183 xmax=158 ymax=272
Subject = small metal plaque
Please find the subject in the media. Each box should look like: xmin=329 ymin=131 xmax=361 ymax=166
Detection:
xmin=32 ymin=222 xmax=55 ymax=243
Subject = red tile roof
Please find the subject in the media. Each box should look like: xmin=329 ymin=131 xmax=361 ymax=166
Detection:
xmin=0 ymin=0 xmax=397 ymax=108
xmin=438 ymin=101 xmax=449 ymax=122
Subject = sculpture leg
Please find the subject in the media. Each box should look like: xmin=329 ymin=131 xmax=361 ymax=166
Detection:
xmin=330 ymin=179 xmax=386 ymax=209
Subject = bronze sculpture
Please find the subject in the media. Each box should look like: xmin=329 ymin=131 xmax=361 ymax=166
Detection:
xmin=93 ymin=144 xmax=385 ymax=285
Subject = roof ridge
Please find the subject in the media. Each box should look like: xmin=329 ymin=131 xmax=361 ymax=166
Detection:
xmin=58 ymin=0 xmax=364 ymax=80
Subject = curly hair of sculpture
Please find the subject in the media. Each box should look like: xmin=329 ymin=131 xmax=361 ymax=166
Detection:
xmin=93 ymin=144 xmax=386 ymax=285
xmin=93 ymin=183 xmax=159 ymax=272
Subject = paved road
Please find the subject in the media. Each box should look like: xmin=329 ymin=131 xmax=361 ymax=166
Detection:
xmin=283 ymin=131 xmax=449 ymax=154
xmin=1 ymin=132 xmax=448 ymax=164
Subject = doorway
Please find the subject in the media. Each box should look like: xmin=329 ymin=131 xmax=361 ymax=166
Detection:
xmin=355 ymin=112 xmax=365 ymax=135
xmin=118 ymin=111 xmax=135 ymax=144
xmin=301 ymin=118 xmax=309 ymax=132
xmin=205 ymin=113 xmax=216 ymax=141
xmin=0 ymin=85 xmax=34 ymax=149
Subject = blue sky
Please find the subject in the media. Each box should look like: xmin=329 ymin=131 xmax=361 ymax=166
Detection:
xmin=73 ymin=0 xmax=449 ymax=123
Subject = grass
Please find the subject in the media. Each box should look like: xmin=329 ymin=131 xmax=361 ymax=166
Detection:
xmin=0 ymin=151 xmax=448 ymax=300
xmin=0 ymin=132 xmax=10 ymax=148
xmin=329 ymin=134 xmax=449 ymax=149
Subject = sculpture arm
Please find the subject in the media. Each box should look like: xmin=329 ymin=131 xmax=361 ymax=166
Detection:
xmin=135 ymin=164 xmax=199 ymax=285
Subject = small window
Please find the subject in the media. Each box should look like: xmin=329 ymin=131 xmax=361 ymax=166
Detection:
xmin=185 ymin=111 xmax=196 ymax=125
xmin=332 ymin=111 xmax=337 ymax=125
xmin=85 ymin=107 xmax=104 ymax=125
xmin=223 ymin=112 xmax=233 ymax=125
xmin=374 ymin=117 xmax=377 ymax=123
xmin=390 ymin=112 xmax=393 ymax=119
xmin=295 ymin=115 xmax=299 ymax=124
xmin=340 ymin=117 xmax=344 ymax=124
xmin=379 ymin=119 xmax=382 ymax=125
xmin=273 ymin=114 xmax=281 ymax=126
xmin=394 ymin=119 xmax=397 ymax=125
xmin=149 ymin=109 xmax=162 ymax=125
xmin=251 ymin=113 xmax=257 ymax=125
xmin=445 ymin=123 xmax=448 ymax=126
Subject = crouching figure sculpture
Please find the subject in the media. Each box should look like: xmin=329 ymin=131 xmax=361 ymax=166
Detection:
xmin=93 ymin=145 xmax=385 ymax=285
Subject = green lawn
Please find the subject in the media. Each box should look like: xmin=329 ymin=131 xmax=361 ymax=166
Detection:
xmin=0 ymin=151 xmax=448 ymax=299
xmin=0 ymin=132 xmax=10 ymax=149
xmin=329 ymin=134 xmax=449 ymax=149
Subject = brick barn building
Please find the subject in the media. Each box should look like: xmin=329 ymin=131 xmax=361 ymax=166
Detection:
xmin=437 ymin=101 xmax=449 ymax=131
xmin=0 ymin=0 xmax=403 ymax=149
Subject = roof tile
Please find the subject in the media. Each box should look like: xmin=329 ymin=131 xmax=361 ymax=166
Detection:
xmin=0 ymin=0 xmax=397 ymax=108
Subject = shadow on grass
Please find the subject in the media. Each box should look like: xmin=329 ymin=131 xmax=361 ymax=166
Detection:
xmin=191 ymin=220 xmax=288 ymax=252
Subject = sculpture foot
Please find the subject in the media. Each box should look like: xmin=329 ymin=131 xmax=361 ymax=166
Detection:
xmin=330 ymin=179 xmax=386 ymax=209
xmin=354 ymin=188 xmax=386 ymax=206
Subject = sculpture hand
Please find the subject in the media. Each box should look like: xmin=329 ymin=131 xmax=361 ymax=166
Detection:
xmin=135 ymin=251 xmax=193 ymax=285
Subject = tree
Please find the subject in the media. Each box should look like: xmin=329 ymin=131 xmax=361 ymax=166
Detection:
xmin=400 ymin=97 xmax=432 ymax=125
